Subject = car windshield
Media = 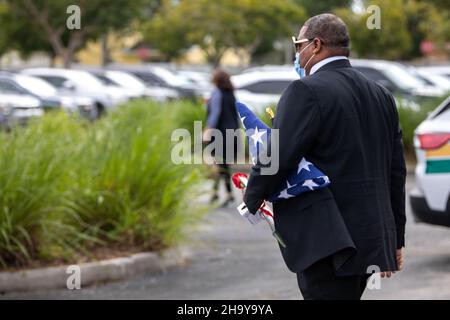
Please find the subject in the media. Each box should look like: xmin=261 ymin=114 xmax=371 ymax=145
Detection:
xmin=383 ymin=65 xmax=428 ymax=90
xmin=15 ymin=75 xmax=58 ymax=97
xmin=93 ymin=73 xmax=119 ymax=86
xmin=152 ymin=67 xmax=191 ymax=87
xmin=106 ymin=71 xmax=146 ymax=89
xmin=72 ymin=72 xmax=105 ymax=90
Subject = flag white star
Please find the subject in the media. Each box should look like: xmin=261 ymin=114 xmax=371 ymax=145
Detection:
xmin=298 ymin=158 xmax=313 ymax=173
xmin=302 ymin=179 xmax=318 ymax=191
xmin=278 ymin=181 xmax=294 ymax=199
xmin=250 ymin=127 xmax=266 ymax=147
xmin=322 ymin=176 xmax=330 ymax=184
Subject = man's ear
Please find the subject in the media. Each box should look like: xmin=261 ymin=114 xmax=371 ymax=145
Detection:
xmin=313 ymin=38 xmax=322 ymax=54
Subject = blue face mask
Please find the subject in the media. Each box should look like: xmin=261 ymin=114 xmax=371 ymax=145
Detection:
xmin=294 ymin=52 xmax=305 ymax=78
xmin=294 ymin=41 xmax=315 ymax=78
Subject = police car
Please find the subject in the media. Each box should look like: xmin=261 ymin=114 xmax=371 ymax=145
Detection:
xmin=410 ymin=96 xmax=450 ymax=226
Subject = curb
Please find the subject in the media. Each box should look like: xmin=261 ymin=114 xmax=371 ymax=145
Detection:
xmin=0 ymin=246 xmax=192 ymax=293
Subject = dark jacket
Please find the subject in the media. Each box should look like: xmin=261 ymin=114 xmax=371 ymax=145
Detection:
xmin=244 ymin=59 xmax=407 ymax=276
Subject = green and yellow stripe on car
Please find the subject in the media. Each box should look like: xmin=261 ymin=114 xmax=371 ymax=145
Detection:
xmin=426 ymin=143 xmax=450 ymax=174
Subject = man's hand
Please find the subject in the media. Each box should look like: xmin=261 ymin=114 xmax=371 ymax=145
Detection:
xmin=380 ymin=248 xmax=403 ymax=278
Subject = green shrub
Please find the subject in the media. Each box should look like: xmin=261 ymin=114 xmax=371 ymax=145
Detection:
xmin=0 ymin=100 xmax=206 ymax=269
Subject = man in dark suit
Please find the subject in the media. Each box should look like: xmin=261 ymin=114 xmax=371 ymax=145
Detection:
xmin=244 ymin=13 xmax=406 ymax=300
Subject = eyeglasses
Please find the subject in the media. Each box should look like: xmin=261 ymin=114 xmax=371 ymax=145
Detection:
xmin=292 ymin=36 xmax=314 ymax=52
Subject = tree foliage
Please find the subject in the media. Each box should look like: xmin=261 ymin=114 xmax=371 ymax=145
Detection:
xmin=336 ymin=0 xmax=450 ymax=60
xmin=143 ymin=0 xmax=305 ymax=66
xmin=0 ymin=0 xmax=157 ymax=67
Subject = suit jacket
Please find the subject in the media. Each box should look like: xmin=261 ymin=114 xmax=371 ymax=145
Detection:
xmin=244 ymin=59 xmax=406 ymax=276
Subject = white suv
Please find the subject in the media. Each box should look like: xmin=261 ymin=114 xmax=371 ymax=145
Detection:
xmin=410 ymin=96 xmax=450 ymax=226
xmin=21 ymin=68 xmax=119 ymax=116
xmin=231 ymin=69 xmax=297 ymax=113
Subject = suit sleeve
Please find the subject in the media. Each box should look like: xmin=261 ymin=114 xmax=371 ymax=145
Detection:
xmin=389 ymin=95 xmax=407 ymax=249
xmin=244 ymin=80 xmax=320 ymax=213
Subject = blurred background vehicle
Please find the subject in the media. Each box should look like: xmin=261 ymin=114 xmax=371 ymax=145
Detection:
xmin=0 ymin=72 xmax=61 ymax=112
xmin=410 ymin=96 xmax=450 ymax=227
xmin=409 ymin=67 xmax=450 ymax=92
xmin=79 ymin=68 xmax=180 ymax=102
xmin=418 ymin=66 xmax=450 ymax=82
xmin=0 ymin=72 xmax=97 ymax=120
xmin=108 ymin=65 xmax=200 ymax=100
xmin=20 ymin=68 xmax=121 ymax=116
xmin=231 ymin=69 xmax=297 ymax=113
xmin=0 ymin=92 xmax=43 ymax=128
xmin=82 ymin=69 xmax=144 ymax=101
xmin=176 ymin=70 xmax=214 ymax=93
xmin=351 ymin=59 xmax=447 ymax=99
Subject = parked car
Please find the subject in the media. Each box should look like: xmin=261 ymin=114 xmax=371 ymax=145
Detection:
xmin=417 ymin=66 xmax=450 ymax=81
xmin=0 ymin=72 xmax=97 ymax=119
xmin=231 ymin=69 xmax=298 ymax=113
xmin=84 ymin=69 xmax=179 ymax=102
xmin=410 ymin=95 xmax=450 ymax=227
xmin=407 ymin=67 xmax=450 ymax=92
xmin=351 ymin=59 xmax=446 ymax=98
xmin=176 ymin=70 xmax=213 ymax=93
xmin=108 ymin=65 xmax=199 ymax=100
xmin=419 ymin=64 xmax=450 ymax=79
xmin=0 ymin=92 xmax=44 ymax=127
xmin=21 ymin=68 xmax=119 ymax=116
xmin=0 ymin=72 xmax=61 ymax=111
xmin=73 ymin=67 xmax=146 ymax=101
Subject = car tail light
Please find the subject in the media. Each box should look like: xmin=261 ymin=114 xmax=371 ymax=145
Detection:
xmin=417 ymin=133 xmax=450 ymax=150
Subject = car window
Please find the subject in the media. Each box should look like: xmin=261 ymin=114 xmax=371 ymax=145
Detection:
xmin=152 ymin=68 xmax=191 ymax=87
xmin=0 ymin=79 xmax=23 ymax=94
xmin=106 ymin=71 xmax=146 ymax=89
xmin=354 ymin=67 xmax=399 ymax=91
xmin=383 ymin=65 xmax=428 ymax=90
xmin=354 ymin=67 xmax=388 ymax=82
xmin=240 ymin=80 xmax=291 ymax=95
xmin=36 ymin=75 xmax=68 ymax=88
xmin=94 ymin=74 xmax=119 ymax=86
xmin=131 ymin=72 xmax=165 ymax=86
xmin=432 ymin=100 xmax=450 ymax=120
xmin=15 ymin=75 xmax=57 ymax=97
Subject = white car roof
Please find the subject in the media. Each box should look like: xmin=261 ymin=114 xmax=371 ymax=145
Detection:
xmin=232 ymin=70 xmax=298 ymax=88
xmin=21 ymin=68 xmax=104 ymax=88
xmin=350 ymin=59 xmax=407 ymax=70
xmin=417 ymin=66 xmax=450 ymax=73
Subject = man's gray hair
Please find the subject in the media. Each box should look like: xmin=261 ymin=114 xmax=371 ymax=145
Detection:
xmin=303 ymin=13 xmax=350 ymax=56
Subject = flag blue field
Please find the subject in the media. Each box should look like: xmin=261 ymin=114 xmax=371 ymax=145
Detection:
xmin=236 ymin=101 xmax=331 ymax=202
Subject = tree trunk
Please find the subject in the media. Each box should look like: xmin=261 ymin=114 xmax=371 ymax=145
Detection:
xmin=101 ymin=33 xmax=112 ymax=66
xmin=49 ymin=51 xmax=56 ymax=67
xmin=62 ymin=51 xmax=72 ymax=68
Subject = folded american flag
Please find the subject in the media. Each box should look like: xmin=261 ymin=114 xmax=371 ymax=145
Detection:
xmin=236 ymin=101 xmax=331 ymax=202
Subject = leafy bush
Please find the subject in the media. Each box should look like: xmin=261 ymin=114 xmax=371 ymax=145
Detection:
xmin=0 ymin=100 xmax=206 ymax=269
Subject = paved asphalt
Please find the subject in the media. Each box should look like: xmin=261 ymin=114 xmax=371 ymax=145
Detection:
xmin=3 ymin=174 xmax=450 ymax=300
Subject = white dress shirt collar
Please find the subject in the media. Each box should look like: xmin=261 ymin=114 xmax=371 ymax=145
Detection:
xmin=309 ymin=56 xmax=348 ymax=75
